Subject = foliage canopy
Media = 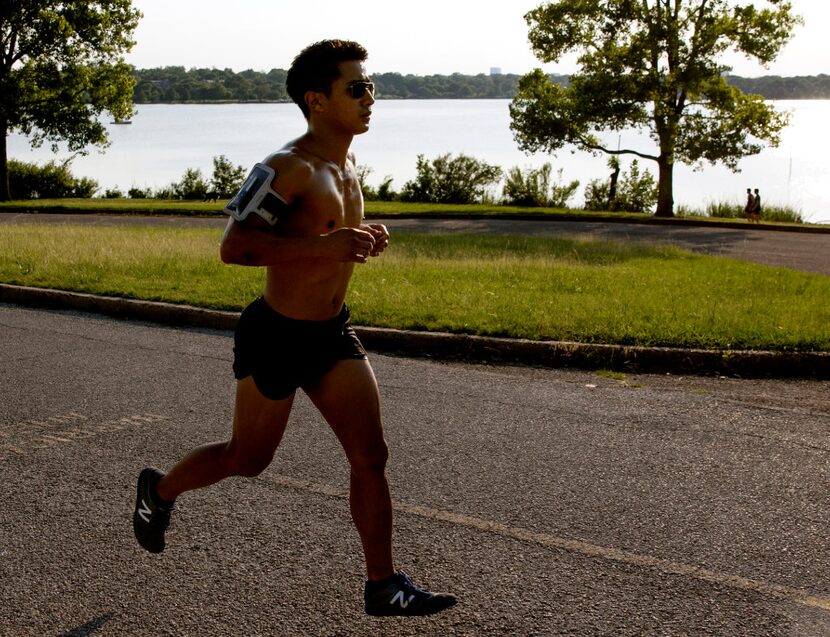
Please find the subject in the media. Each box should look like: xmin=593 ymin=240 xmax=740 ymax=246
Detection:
xmin=510 ymin=0 xmax=801 ymax=216
xmin=0 ymin=0 xmax=141 ymax=199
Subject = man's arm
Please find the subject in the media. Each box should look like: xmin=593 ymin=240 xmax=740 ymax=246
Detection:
xmin=220 ymin=215 xmax=377 ymax=266
xmin=220 ymin=154 xmax=376 ymax=266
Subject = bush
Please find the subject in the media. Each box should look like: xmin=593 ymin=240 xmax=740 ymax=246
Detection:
xmin=759 ymin=204 xmax=803 ymax=224
xmin=357 ymin=165 xmax=377 ymax=200
xmin=358 ymin=164 xmax=399 ymax=202
xmin=173 ymin=168 xmax=209 ymax=200
xmin=102 ymin=187 xmax=123 ymax=198
xmin=401 ymin=153 xmax=502 ymax=204
xmin=584 ymin=159 xmax=657 ymax=212
xmin=376 ymin=176 xmax=398 ymax=201
xmin=151 ymin=185 xmax=176 ymax=199
xmin=583 ymin=180 xmax=611 ymax=211
xmin=127 ymin=186 xmax=151 ymax=199
xmin=141 ymin=156 xmax=246 ymax=200
xmin=705 ymin=200 xmax=743 ymax=219
xmin=8 ymin=159 xmax=98 ymax=199
xmin=210 ymin=155 xmax=247 ymax=198
xmin=503 ymin=163 xmax=579 ymax=208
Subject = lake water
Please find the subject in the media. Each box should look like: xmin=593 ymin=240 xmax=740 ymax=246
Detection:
xmin=7 ymin=99 xmax=829 ymax=223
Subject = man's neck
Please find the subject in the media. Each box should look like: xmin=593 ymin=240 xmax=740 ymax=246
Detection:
xmin=300 ymin=128 xmax=353 ymax=169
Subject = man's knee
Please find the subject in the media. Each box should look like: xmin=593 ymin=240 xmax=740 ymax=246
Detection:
xmin=349 ymin=438 xmax=389 ymax=475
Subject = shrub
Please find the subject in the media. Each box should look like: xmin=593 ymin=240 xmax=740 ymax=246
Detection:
xmin=503 ymin=163 xmax=579 ymax=208
xmin=400 ymin=153 xmax=502 ymax=204
xmin=760 ymin=204 xmax=803 ymax=224
xmin=358 ymin=164 xmax=398 ymax=202
xmin=357 ymin=165 xmax=377 ymax=200
xmin=8 ymin=159 xmax=98 ymax=199
xmin=376 ymin=176 xmax=398 ymax=201
xmin=583 ymin=179 xmax=611 ymax=211
xmin=584 ymin=159 xmax=657 ymax=212
xmin=102 ymin=187 xmax=124 ymax=198
xmin=210 ymin=155 xmax=247 ymax=198
xmin=127 ymin=186 xmax=151 ymax=199
xmin=174 ymin=168 xmax=209 ymax=200
xmin=618 ymin=160 xmax=657 ymax=212
xmin=151 ymin=185 xmax=176 ymax=199
xmin=705 ymin=200 xmax=743 ymax=219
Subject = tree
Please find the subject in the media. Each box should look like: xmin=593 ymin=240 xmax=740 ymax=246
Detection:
xmin=510 ymin=1 xmax=801 ymax=216
xmin=0 ymin=1 xmax=142 ymax=200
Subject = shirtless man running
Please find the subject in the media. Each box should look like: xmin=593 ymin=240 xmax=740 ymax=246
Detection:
xmin=132 ymin=40 xmax=456 ymax=617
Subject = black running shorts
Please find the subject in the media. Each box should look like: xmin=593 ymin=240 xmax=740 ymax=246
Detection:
xmin=233 ymin=297 xmax=367 ymax=400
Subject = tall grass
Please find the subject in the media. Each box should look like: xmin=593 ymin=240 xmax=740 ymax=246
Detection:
xmin=0 ymin=223 xmax=827 ymax=351
xmin=677 ymin=199 xmax=804 ymax=224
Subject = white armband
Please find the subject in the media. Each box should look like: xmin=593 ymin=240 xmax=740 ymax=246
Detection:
xmin=224 ymin=163 xmax=289 ymax=226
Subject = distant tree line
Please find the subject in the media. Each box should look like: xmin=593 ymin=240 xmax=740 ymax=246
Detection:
xmin=725 ymin=74 xmax=830 ymax=100
xmin=132 ymin=67 xmax=830 ymax=103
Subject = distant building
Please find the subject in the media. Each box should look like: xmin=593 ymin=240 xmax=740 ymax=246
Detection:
xmin=490 ymin=67 xmax=502 ymax=76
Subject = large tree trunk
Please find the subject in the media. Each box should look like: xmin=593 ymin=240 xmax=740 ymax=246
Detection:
xmin=655 ymin=152 xmax=674 ymax=217
xmin=0 ymin=123 xmax=10 ymax=201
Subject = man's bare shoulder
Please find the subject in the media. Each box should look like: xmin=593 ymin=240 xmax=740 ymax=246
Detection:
xmin=258 ymin=147 xmax=314 ymax=198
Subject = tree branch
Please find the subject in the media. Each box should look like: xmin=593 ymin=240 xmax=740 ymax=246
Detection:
xmin=575 ymin=133 xmax=659 ymax=161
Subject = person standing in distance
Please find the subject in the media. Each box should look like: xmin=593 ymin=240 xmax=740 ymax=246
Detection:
xmin=751 ymin=187 xmax=762 ymax=223
xmin=132 ymin=39 xmax=456 ymax=617
xmin=744 ymin=187 xmax=755 ymax=220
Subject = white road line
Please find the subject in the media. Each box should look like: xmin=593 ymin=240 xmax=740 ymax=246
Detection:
xmin=269 ymin=473 xmax=830 ymax=612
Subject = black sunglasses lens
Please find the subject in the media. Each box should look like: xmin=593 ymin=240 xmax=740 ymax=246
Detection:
xmin=350 ymin=82 xmax=374 ymax=98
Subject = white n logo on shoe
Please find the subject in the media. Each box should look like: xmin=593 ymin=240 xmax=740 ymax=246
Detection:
xmin=137 ymin=498 xmax=153 ymax=523
xmin=390 ymin=591 xmax=416 ymax=609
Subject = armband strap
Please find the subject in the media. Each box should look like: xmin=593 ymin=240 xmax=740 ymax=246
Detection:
xmin=224 ymin=163 xmax=289 ymax=226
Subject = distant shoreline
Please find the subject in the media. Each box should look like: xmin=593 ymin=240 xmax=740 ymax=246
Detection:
xmin=132 ymin=68 xmax=830 ymax=103
xmin=130 ymin=96 xmax=829 ymax=105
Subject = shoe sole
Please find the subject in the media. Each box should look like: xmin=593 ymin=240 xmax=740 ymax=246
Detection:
xmin=365 ymin=597 xmax=457 ymax=616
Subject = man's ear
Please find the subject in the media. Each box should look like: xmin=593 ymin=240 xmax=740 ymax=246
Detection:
xmin=305 ymin=91 xmax=326 ymax=115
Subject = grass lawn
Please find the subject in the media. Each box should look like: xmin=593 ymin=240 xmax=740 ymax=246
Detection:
xmin=0 ymin=223 xmax=827 ymax=351
xmin=2 ymin=198 xmax=821 ymax=229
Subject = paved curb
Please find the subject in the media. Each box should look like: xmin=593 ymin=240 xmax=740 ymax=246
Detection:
xmin=1 ymin=283 xmax=827 ymax=379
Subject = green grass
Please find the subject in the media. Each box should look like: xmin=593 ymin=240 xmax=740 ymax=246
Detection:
xmin=1 ymin=198 xmax=822 ymax=228
xmin=1 ymin=223 xmax=828 ymax=351
xmin=0 ymin=198 xmax=634 ymax=219
xmin=0 ymin=198 xmax=225 ymax=215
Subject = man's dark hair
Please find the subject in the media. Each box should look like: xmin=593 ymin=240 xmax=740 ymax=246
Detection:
xmin=286 ymin=40 xmax=368 ymax=119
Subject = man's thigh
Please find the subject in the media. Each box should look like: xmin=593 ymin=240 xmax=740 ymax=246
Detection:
xmin=303 ymin=358 xmax=387 ymax=463
xmin=229 ymin=375 xmax=295 ymax=462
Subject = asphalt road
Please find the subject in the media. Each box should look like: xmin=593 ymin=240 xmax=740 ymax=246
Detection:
xmin=2 ymin=212 xmax=829 ymax=276
xmin=1 ymin=304 xmax=828 ymax=636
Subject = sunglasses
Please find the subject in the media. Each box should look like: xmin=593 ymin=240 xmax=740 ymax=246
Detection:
xmin=347 ymin=81 xmax=375 ymax=99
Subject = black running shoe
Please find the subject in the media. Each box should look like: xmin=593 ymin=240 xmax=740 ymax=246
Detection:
xmin=133 ymin=467 xmax=174 ymax=554
xmin=364 ymin=570 xmax=457 ymax=616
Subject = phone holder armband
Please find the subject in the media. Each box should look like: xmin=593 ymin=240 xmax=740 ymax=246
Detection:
xmin=224 ymin=163 xmax=289 ymax=226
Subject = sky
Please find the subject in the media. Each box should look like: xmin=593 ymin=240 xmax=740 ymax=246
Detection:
xmin=126 ymin=0 xmax=829 ymax=77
